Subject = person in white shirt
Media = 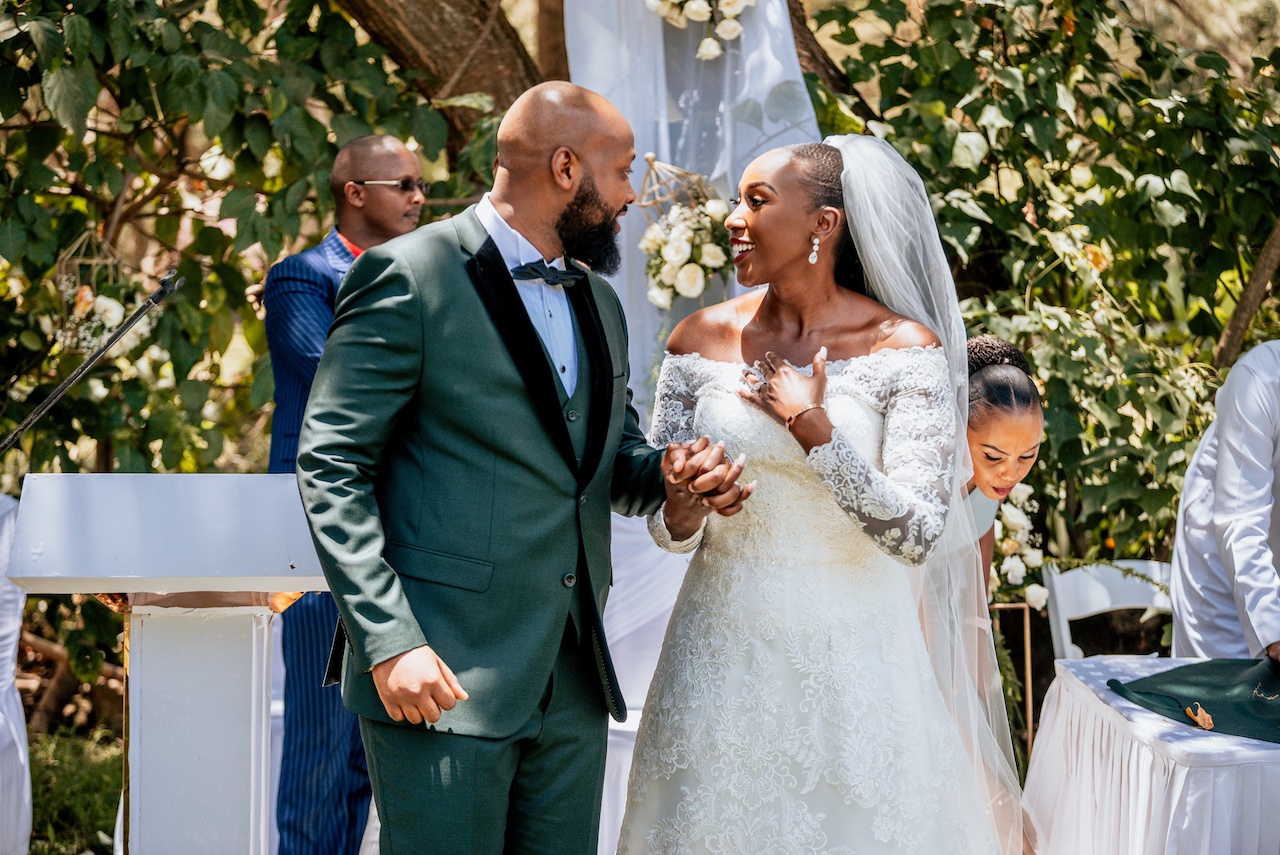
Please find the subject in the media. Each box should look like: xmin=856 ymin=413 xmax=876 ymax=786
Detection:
xmin=0 ymin=494 xmax=31 ymax=855
xmin=1171 ymin=339 xmax=1280 ymax=662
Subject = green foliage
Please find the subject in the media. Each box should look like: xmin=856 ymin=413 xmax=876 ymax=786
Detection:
xmin=0 ymin=0 xmax=453 ymax=497
xmin=29 ymin=729 xmax=122 ymax=855
xmin=25 ymin=594 xmax=123 ymax=683
xmin=814 ymin=0 xmax=1280 ymax=560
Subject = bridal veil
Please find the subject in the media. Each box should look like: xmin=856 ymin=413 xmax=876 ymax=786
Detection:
xmin=824 ymin=133 xmax=1031 ymax=854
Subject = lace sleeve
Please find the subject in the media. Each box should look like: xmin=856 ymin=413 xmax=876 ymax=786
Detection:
xmin=806 ymin=352 xmax=956 ymax=566
xmin=649 ymin=353 xmax=700 ymax=446
xmin=647 ymin=354 xmax=707 ymax=552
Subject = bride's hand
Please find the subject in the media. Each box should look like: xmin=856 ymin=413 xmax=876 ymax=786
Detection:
xmin=740 ymin=348 xmax=827 ymax=423
xmin=740 ymin=348 xmax=833 ymax=452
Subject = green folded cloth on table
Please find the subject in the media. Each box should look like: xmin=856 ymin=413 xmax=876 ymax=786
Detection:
xmin=1107 ymin=658 xmax=1280 ymax=745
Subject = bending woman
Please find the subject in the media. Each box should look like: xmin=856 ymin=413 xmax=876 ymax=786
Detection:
xmin=964 ymin=336 xmax=1044 ymax=580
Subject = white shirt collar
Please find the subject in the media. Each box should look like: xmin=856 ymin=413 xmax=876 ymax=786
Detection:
xmin=475 ymin=194 xmax=566 ymax=272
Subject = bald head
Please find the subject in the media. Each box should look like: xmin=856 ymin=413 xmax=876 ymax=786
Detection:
xmin=495 ymin=82 xmax=632 ymax=185
xmin=331 ymin=135 xmax=413 ymax=215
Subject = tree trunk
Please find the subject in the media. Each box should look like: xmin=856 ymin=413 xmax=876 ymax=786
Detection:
xmin=787 ymin=0 xmax=877 ymax=121
xmin=538 ymin=0 xmax=570 ymax=81
xmin=339 ymin=0 xmax=542 ymax=140
xmin=1214 ymin=216 xmax=1280 ymax=369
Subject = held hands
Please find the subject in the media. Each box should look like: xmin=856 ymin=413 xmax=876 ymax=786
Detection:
xmin=740 ymin=348 xmax=833 ymax=452
xmin=1268 ymin=641 xmax=1280 ymax=664
xmin=371 ymin=644 xmax=468 ymax=725
xmin=661 ymin=436 xmax=754 ymax=539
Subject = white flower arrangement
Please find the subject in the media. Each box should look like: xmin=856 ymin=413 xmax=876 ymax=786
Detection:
xmin=642 ymin=196 xmax=733 ymax=310
xmin=646 ymin=0 xmax=756 ymax=60
xmin=52 ymin=273 xmax=154 ymax=355
xmin=989 ymin=484 xmax=1050 ymax=610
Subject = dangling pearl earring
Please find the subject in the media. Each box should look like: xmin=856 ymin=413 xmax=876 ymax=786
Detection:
xmin=808 ymin=237 xmax=820 ymax=265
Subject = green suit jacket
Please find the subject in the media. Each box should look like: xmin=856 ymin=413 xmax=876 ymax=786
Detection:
xmin=296 ymin=206 xmax=667 ymax=737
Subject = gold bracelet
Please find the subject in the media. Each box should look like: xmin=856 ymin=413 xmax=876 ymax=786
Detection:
xmin=785 ymin=403 xmax=825 ymax=431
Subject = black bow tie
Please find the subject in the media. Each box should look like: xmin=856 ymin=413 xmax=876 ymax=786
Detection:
xmin=509 ymin=260 xmax=585 ymax=288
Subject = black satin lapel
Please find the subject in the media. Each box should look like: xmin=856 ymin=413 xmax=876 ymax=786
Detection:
xmin=565 ymin=269 xmax=614 ymax=487
xmin=465 ymin=238 xmax=579 ymax=476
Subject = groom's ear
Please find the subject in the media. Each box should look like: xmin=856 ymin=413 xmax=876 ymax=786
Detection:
xmin=550 ymin=146 xmax=579 ymax=192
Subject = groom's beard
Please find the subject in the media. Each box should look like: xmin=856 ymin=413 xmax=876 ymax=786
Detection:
xmin=556 ymin=173 xmax=624 ymax=275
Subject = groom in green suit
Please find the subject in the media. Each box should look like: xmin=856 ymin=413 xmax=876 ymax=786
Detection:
xmin=296 ymin=82 xmax=748 ymax=853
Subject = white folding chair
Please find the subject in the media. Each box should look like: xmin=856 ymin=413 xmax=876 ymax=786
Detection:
xmin=1043 ymin=560 xmax=1173 ymax=659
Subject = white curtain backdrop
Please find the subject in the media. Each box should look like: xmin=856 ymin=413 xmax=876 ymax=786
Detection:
xmin=565 ymin=4 xmax=819 ymax=853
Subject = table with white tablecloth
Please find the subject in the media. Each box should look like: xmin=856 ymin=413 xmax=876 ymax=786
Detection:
xmin=1024 ymin=655 xmax=1280 ymax=855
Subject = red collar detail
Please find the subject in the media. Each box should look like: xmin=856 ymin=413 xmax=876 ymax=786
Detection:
xmin=336 ymin=231 xmax=364 ymax=258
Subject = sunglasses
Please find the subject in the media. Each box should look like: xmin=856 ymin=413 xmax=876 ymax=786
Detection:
xmin=352 ymin=178 xmax=429 ymax=194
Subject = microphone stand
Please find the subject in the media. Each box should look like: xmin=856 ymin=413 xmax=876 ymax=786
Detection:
xmin=0 ymin=270 xmax=185 ymax=456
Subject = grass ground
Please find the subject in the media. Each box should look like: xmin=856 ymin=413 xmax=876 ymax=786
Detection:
xmin=27 ymin=729 xmax=121 ymax=855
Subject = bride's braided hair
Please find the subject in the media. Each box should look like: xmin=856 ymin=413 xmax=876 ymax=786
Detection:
xmin=784 ymin=142 xmax=867 ymax=295
xmin=967 ymin=336 xmax=1041 ymax=426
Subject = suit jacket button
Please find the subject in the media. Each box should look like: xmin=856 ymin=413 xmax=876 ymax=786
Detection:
xmin=579 ymin=495 xmax=587 ymax=506
xmin=566 ymin=410 xmax=580 ymax=422
xmin=562 ymin=573 xmax=577 ymax=588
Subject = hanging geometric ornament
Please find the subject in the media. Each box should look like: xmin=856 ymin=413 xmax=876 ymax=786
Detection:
xmin=52 ymin=229 xmax=128 ymax=352
xmin=636 ymin=152 xmax=715 ymax=226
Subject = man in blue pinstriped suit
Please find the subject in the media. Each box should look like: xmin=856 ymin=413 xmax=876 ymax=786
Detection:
xmin=264 ymin=134 xmax=426 ymax=854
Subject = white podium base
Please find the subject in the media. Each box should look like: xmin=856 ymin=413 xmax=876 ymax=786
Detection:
xmin=126 ymin=605 xmax=273 ymax=854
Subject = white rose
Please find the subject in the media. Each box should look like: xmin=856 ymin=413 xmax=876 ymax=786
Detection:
xmin=719 ymin=0 xmax=748 ymax=14
xmin=683 ymin=0 xmax=712 ymax=22
xmin=639 ymin=222 xmax=666 ymax=254
xmin=647 ymin=284 xmax=673 ymax=310
xmin=1023 ymin=548 xmax=1044 ymax=569
xmin=1024 ymin=583 xmax=1049 ymax=611
xmin=714 ymin=17 xmax=743 ymax=40
xmin=674 ymin=263 xmax=706 ymax=298
xmin=695 ymin=36 xmax=723 ymax=60
xmin=699 ymin=243 xmax=727 ymax=268
xmin=664 ymin=7 xmax=688 ymax=28
xmin=661 ymin=234 xmax=692 ymax=266
xmin=1008 ymin=482 xmax=1034 ymax=505
xmin=93 ymin=295 xmax=126 ymax=328
xmin=703 ymin=197 xmax=729 ymax=221
xmin=1002 ymin=554 xmax=1027 ymax=586
xmin=644 ymin=0 xmax=663 ymax=11
xmin=1000 ymin=504 xmax=1032 ymax=533
xmin=659 ymin=262 xmax=680 ymax=286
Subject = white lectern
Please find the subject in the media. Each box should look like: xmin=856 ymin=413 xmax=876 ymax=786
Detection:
xmin=7 ymin=473 xmax=326 ymax=854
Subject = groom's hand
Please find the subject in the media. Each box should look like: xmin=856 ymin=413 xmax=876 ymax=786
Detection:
xmin=661 ymin=437 xmax=754 ymax=538
xmin=371 ymin=644 xmax=468 ymax=725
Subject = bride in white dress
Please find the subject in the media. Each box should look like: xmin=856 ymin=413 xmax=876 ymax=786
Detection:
xmin=617 ymin=137 xmax=1027 ymax=854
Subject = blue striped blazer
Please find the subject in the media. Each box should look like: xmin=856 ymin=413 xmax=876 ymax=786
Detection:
xmin=263 ymin=229 xmax=354 ymax=474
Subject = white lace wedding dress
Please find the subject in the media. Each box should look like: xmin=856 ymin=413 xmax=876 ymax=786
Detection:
xmin=616 ymin=347 xmax=1000 ymax=855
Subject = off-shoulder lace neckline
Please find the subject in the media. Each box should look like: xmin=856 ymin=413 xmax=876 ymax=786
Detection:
xmin=664 ymin=344 xmax=944 ymax=371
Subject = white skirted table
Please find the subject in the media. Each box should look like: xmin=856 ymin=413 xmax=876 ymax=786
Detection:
xmin=1024 ymin=655 xmax=1280 ymax=855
